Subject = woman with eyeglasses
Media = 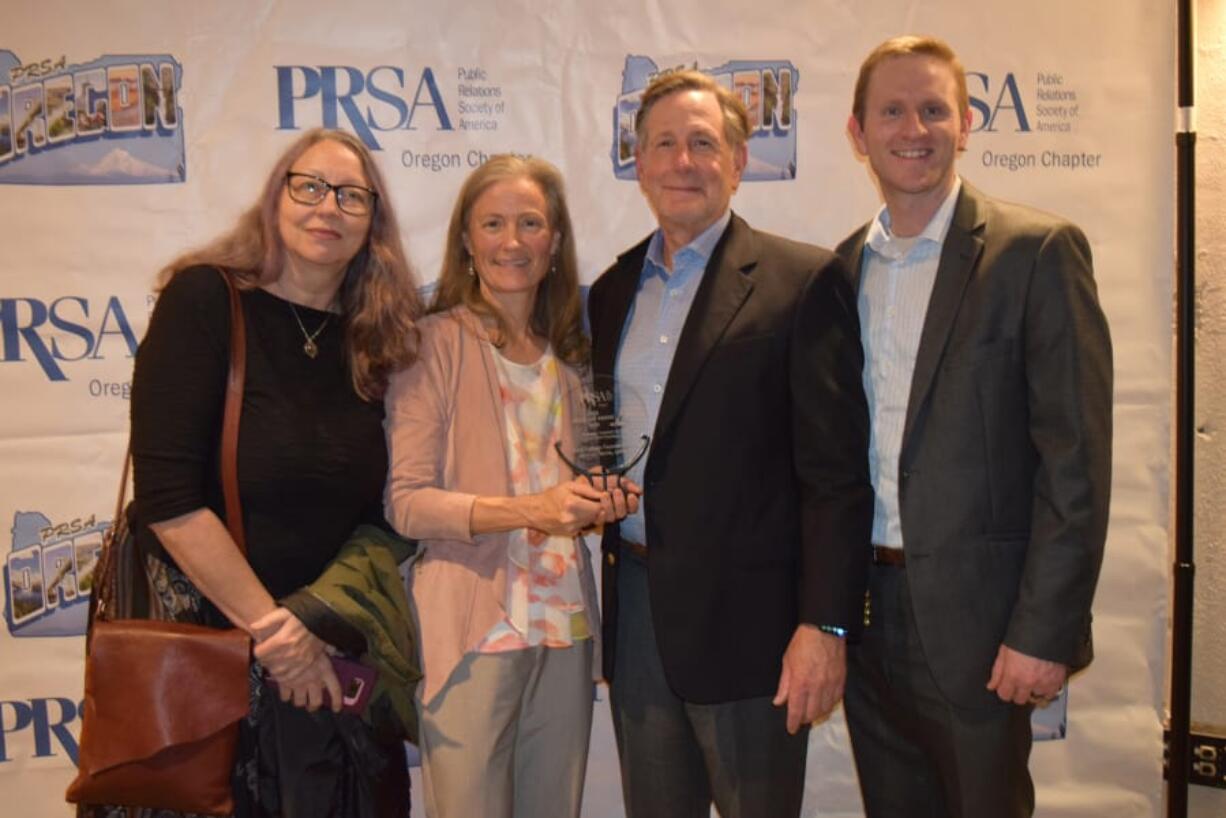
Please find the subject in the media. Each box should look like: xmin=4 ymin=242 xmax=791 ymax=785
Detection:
xmin=110 ymin=128 xmax=422 ymax=818
xmin=384 ymin=154 xmax=640 ymax=818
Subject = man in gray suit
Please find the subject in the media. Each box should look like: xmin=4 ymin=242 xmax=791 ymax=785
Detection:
xmin=837 ymin=35 xmax=1112 ymax=817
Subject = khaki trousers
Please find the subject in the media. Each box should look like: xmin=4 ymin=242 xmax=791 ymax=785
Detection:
xmin=417 ymin=641 xmax=594 ymax=818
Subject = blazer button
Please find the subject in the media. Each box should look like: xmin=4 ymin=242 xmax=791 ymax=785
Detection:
xmin=606 ymin=553 xmax=616 ymax=566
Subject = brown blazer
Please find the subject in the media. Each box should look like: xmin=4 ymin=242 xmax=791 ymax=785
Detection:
xmin=383 ymin=307 xmax=600 ymax=704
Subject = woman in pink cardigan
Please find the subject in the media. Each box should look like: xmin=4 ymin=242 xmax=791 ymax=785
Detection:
xmin=384 ymin=155 xmax=638 ymax=818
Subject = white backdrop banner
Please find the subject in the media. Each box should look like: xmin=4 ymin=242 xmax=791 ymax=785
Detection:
xmin=1 ymin=2 xmax=1171 ymax=816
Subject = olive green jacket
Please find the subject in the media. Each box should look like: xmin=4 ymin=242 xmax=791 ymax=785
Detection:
xmin=282 ymin=524 xmax=421 ymax=742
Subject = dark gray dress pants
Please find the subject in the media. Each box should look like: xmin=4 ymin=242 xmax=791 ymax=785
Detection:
xmin=845 ymin=562 xmax=1035 ymax=818
xmin=608 ymin=554 xmax=809 ymax=818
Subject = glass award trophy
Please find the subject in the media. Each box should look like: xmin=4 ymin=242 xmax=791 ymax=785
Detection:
xmin=555 ymin=374 xmax=650 ymax=485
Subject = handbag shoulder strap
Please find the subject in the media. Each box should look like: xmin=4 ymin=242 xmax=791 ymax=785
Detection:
xmin=93 ymin=452 xmax=132 ymax=627
xmin=111 ymin=270 xmax=247 ymax=551
xmin=218 ymin=269 xmax=247 ymax=556
xmin=94 ymin=269 xmax=248 ymax=627
xmin=108 ymin=269 xmax=247 ymax=539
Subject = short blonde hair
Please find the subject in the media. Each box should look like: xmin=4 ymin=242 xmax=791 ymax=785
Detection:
xmin=852 ymin=35 xmax=969 ymax=127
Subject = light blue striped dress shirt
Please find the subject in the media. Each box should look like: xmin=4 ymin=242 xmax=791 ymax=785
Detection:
xmin=858 ymin=180 xmax=961 ymax=548
xmin=614 ymin=210 xmax=732 ymax=546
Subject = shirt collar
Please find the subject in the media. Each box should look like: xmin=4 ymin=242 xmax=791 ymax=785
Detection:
xmin=644 ymin=209 xmax=732 ymax=278
xmin=866 ymin=177 xmax=962 ymax=260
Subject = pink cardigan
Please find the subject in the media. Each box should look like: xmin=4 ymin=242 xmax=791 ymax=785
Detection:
xmin=384 ymin=307 xmax=601 ymax=704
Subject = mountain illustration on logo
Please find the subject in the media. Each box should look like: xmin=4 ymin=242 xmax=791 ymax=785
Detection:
xmin=76 ymin=147 xmax=179 ymax=180
xmin=0 ymin=49 xmax=185 ymax=186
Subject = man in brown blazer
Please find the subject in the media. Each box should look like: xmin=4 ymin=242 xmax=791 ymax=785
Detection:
xmin=837 ymin=35 xmax=1113 ymax=817
xmin=588 ymin=70 xmax=873 ymax=817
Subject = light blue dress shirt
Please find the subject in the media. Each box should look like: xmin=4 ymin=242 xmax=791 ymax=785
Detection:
xmin=858 ymin=180 xmax=961 ymax=548
xmin=614 ymin=210 xmax=732 ymax=546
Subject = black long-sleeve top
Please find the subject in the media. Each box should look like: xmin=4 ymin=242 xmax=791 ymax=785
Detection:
xmin=130 ymin=265 xmax=387 ymax=607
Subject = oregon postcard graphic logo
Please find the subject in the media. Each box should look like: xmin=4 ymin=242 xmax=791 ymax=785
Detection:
xmin=0 ymin=49 xmax=185 ymax=185
xmin=4 ymin=509 xmax=107 ymax=637
xmin=611 ymin=56 xmax=797 ymax=181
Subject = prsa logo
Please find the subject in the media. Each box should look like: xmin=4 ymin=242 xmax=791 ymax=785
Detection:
xmin=0 ymin=696 xmax=81 ymax=765
xmin=967 ymin=71 xmax=1032 ymax=133
xmin=4 ymin=509 xmax=108 ymax=638
xmin=0 ymin=294 xmax=139 ymax=382
xmin=0 ymin=49 xmax=184 ymax=185
xmin=275 ymin=64 xmax=453 ymax=150
xmin=611 ymin=56 xmax=797 ymax=181
xmin=971 ymin=69 xmax=1086 ymax=135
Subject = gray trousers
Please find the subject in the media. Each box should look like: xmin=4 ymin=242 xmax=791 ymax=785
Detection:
xmin=417 ymin=641 xmax=594 ymax=818
xmin=608 ymin=555 xmax=809 ymax=818
xmin=844 ymin=563 xmax=1035 ymax=818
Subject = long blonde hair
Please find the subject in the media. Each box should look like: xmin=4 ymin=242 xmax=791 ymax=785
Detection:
xmin=159 ymin=128 xmax=422 ymax=399
xmin=430 ymin=154 xmax=588 ymax=366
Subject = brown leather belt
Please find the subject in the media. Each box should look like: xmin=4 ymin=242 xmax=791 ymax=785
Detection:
xmin=872 ymin=545 xmax=905 ymax=566
xmin=621 ymin=538 xmax=648 ymax=561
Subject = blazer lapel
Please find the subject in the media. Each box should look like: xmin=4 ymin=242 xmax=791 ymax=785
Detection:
xmin=843 ymin=226 xmax=869 ymax=292
xmin=654 ymin=214 xmax=756 ymax=443
xmin=592 ymin=238 xmax=649 ymax=381
xmin=901 ymin=185 xmax=986 ymax=449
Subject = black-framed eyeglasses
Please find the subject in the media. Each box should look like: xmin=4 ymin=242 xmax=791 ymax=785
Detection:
xmin=285 ymin=172 xmax=378 ymax=217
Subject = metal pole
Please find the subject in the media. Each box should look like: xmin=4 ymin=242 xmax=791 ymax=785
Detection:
xmin=1168 ymin=0 xmax=1195 ymax=814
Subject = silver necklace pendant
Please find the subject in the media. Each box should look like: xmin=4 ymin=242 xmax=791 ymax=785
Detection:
xmin=303 ymin=338 xmax=319 ymax=358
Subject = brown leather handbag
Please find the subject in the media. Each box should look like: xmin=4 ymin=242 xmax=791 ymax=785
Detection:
xmin=67 ymin=270 xmax=252 ymax=816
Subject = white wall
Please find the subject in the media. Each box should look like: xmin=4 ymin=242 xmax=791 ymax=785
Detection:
xmin=1191 ymin=2 xmax=1226 ymax=815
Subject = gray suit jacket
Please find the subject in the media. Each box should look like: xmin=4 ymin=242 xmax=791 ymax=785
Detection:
xmin=837 ymin=182 xmax=1113 ymax=708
